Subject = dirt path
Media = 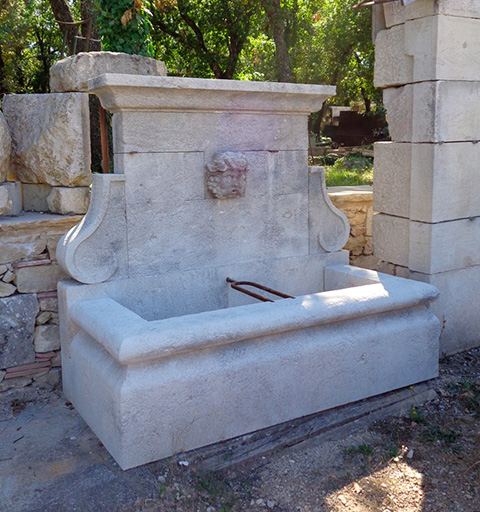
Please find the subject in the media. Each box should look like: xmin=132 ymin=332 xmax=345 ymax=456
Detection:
xmin=126 ymin=348 xmax=480 ymax=512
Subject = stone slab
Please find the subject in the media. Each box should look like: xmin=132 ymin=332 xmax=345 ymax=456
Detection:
xmin=406 ymin=0 xmax=480 ymax=20
xmin=410 ymin=142 xmax=480 ymax=223
xmin=0 ymin=111 xmax=11 ymax=183
xmin=34 ymin=324 xmax=60 ymax=352
xmin=411 ymin=265 xmax=480 ymax=355
xmin=15 ymin=264 xmax=67 ymax=294
xmin=22 ymin=184 xmax=52 ymax=212
xmin=409 ymin=216 xmax=480 ymax=274
xmin=374 ymin=25 xmax=413 ymax=88
xmin=0 ymin=294 xmax=38 ymax=367
xmin=0 ymin=182 xmax=21 ymax=216
xmin=47 ymin=187 xmax=90 ymax=215
xmin=373 ymin=142 xmax=411 ymax=218
xmin=112 ymin=111 xmax=309 ymax=155
xmin=50 ymin=51 xmax=167 ymax=93
xmin=383 ymin=0 xmax=405 ymax=28
xmin=372 ymin=213 xmax=410 ymax=267
xmin=384 ymin=81 xmax=480 ymax=143
xmin=2 ymin=93 xmax=91 ymax=187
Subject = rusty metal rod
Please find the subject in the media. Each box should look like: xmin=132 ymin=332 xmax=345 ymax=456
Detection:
xmin=226 ymin=278 xmax=295 ymax=303
xmin=99 ymin=103 xmax=110 ymax=173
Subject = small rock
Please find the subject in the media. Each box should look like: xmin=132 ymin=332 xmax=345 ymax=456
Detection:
xmin=338 ymin=494 xmax=347 ymax=506
xmin=267 ymin=500 xmax=275 ymax=509
xmin=0 ymin=264 xmax=8 ymax=275
xmin=2 ymin=270 xmax=15 ymax=283
xmin=406 ymin=449 xmax=414 ymax=459
xmin=70 ymin=436 xmax=77 ymax=440
xmin=206 ymin=507 xmax=215 ymax=512
xmin=157 ymin=475 xmax=166 ymax=483
xmin=353 ymin=482 xmax=363 ymax=494
xmin=178 ymin=460 xmax=189 ymax=467
xmin=256 ymin=498 xmax=265 ymax=506
xmin=35 ymin=311 xmax=52 ymax=325
xmin=0 ymin=281 xmax=16 ymax=297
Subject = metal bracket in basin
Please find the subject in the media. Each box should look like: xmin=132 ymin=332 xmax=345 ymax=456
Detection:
xmin=226 ymin=277 xmax=295 ymax=303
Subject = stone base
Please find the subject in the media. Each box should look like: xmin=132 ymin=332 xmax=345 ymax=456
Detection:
xmin=60 ymin=264 xmax=439 ymax=469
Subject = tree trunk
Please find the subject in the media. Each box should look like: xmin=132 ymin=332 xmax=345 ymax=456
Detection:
xmin=80 ymin=0 xmax=101 ymax=52
xmin=263 ymin=0 xmax=291 ymax=82
xmin=47 ymin=0 xmax=79 ymax=55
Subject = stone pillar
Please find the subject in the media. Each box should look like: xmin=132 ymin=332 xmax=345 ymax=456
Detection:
xmin=373 ymin=0 xmax=480 ymax=354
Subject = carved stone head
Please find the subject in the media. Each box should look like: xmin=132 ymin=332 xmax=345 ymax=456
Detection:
xmin=206 ymin=152 xmax=249 ymax=199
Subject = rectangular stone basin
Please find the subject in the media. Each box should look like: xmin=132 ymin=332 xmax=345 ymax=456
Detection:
xmin=59 ymin=263 xmax=439 ymax=470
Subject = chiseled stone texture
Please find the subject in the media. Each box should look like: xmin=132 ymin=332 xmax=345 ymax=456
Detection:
xmin=406 ymin=0 xmax=480 ymax=20
xmin=409 ymin=217 xmax=480 ymax=274
xmin=50 ymin=51 xmax=167 ymax=93
xmin=15 ymin=264 xmax=67 ymax=294
xmin=0 ymin=212 xmax=82 ymax=265
xmin=410 ymin=142 xmax=480 ymax=223
xmin=0 ymin=182 xmax=21 ymax=216
xmin=47 ymin=187 xmax=90 ymax=215
xmin=373 ymin=213 xmax=410 ymax=268
xmin=374 ymin=25 xmax=413 ymax=88
xmin=376 ymin=16 xmax=480 ymax=88
xmin=0 ymin=294 xmax=39 ymax=367
xmin=34 ymin=324 xmax=60 ymax=352
xmin=411 ymin=265 xmax=480 ymax=355
xmin=383 ymin=0 xmax=405 ymax=27
xmin=384 ymin=81 xmax=480 ymax=143
xmin=373 ymin=142 xmax=411 ymax=218
xmin=0 ymin=111 xmax=11 ymax=183
xmin=23 ymin=183 xmax=52 ymax=212
xmin=2 ymin=93 xmax=91 ymax=187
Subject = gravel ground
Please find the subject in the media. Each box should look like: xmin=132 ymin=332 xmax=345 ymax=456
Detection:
xmin=123 ymin=348 xmax=480 ymax=512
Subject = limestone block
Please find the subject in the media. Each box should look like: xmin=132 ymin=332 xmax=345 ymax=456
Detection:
xmin=34 ymin=367 xmax=61 ymax=388
xmin=36 ymin=311 xmax=52 ymax=325
xmin=39 ymin=296 xmax=58 ymax=312
xmin=406 ymin=16 xmax=480 ymax=83
xmin=410 ymin=142 xmax=480 ymax=223
xmin=406 ymin=0 xmax=480 ymax=20
xmin=34 ymin=324 xmax=60 ymax=352
xmin=47 ymin=187 xmax=90 ymax=214
xmin=0 ymin=294 xmax=39 ymax=367
xmin=0 ymin=281 xmax=16 ymax=297
xmin=14 ymin=264 xmax=67 ymax=293
xmin=0 ymin=182 xmax=21 ymax=216
xmin=411 ymin=265 xmax=480 ymax=354
xmin=50 ymin=51 xmax=167 ymax=93
xmin=23 ymin=183 xmax=52 ymax=212
xmin=2 ymin=93 xmax=91 ymax=186
xmin=374 ymin=25 xmax=413 ymax=88
xmin=0 ymin=376 xmax=32 ymax=392
xmin=409 ymin=216 xmax=480 ymax=274
xmin=373 ymin=213 xmax=409 ymax=267
xmin=383 ymin=1 xmax=405 ymax=27
xmin=0 ymin=212 xmax=84 ymax=265
xmin=2 ymin=270 xmax=14 ymax=283
xmin=373 ymin=142 xmax=411 ymax=218
xmin=113 ymin=111 xmax=309 ymax=155
xmin=0 ymin=111 xmax=11 ymax=183
xmin=384 ymin=81 xmax=480 ymax=143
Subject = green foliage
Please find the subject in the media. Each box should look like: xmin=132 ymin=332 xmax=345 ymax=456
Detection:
xmin=151 ymin=0 xmax=258 ymax=79
xmin=0 ymin=0 xmax=64 ymax=94
xmin=96 ymin=0 xmax=155 ymax=56
xmin=316 ymin=152 xmax=373 ymax=187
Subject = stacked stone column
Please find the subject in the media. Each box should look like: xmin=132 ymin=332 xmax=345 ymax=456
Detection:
xmin=373 ymin=0 xmax=480 ymax=354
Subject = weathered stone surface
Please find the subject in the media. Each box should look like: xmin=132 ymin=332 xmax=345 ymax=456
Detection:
xmin=0 ymin=182 xmax=21 ymax=216
xmin=0 ymin=281 xmax=16 ymax=297
xmin=0 ymin=212 xmax=83 ymax=265
xmin=384 ymin=81 xmax=480 ymax=143
xmin=36 ymin=311 xmax=52 ymax=325
xmin=383 ymin=0 xmax=405 ymax=27
xmin=47 ymin=187 xmax=90 ymax=214
xmin=23 ymin=183 xmax=52 ymax=212
xmin=406 ymin=0 xmax=480 ymax=20
xmin=0 ymin=294 xmax=38 ymax=367
xmin=373 ymin=142 xmax=411 ymax=218
xmin=39 ymin=296 xmax=58 ymax=312
xmin=374 ymin=25 xmax=413 ymax=88
xmin=33 ymin=367 xmax=61 ymax=388
xmin=2 ymin=93 xmax=91 ymax=187
xmin=2 ymin=269 xmax=14 ymax=283
xmin=410 ymin=216 xmax=480 ymax=274
xmin=0 ymin=376 xmax=32 ymax=393
xmin=50 ymin=51 xmax=167 ymax=93
xmin=0 ymin=111 xmax=11 ymax=183
xmin=14 ymin=264 xmax=67 ymax=293
xmin=373 ymin=213 xmax=410 ymax=267
xmin=34 ymin=324 xmax=60 ymax=352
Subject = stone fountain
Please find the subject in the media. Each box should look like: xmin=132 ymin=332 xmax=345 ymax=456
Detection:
xmin=57 ymin=74 xmax=440 ymax=470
